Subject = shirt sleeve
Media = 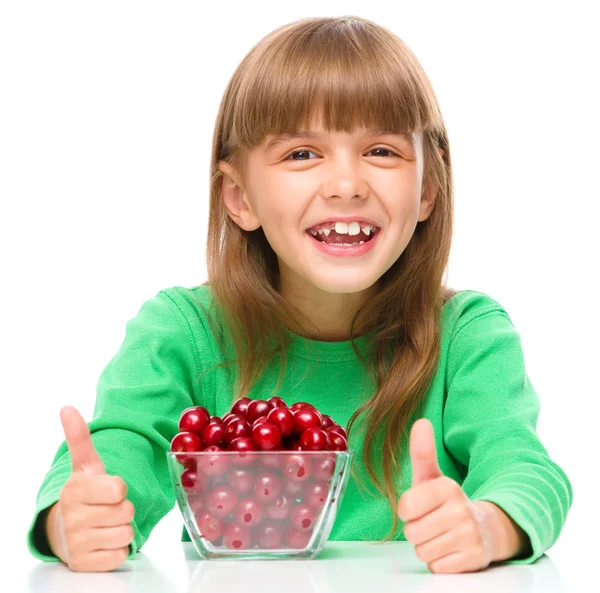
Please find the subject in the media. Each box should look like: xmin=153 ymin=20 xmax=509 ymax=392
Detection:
xmin=443 ymin=307 xmax=573 ymax=565
xmin=26 ymin=290 xmax=202 ymax=562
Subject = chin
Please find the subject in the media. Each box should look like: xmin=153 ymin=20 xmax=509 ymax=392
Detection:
xmin=310 ymin=274 xmax=380 ymax=295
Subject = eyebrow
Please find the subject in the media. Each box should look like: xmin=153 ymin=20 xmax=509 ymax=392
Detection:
xmin=264 ymin=129 xmax=415 ymax=153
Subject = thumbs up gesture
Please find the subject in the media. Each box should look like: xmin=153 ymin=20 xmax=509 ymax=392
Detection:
xmin=397 ymin=419 xmax=499 ymax=573
xmin=44 ymin=406 xmax=135 ymax=572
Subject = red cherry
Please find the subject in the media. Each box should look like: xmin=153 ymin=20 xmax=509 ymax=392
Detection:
xmin=267 ymin=396 xmax=287 ymax=408
xmin=235 ymin=497 xmax=264 ymax=527
xmin=292 ymin=409 xmax=322 ymax=436
xmin=252 ymin=422 xmax=282 ymax=450
xmin=222 ymin=521 xmax=252 ymax=550
xmin=252 ymin=416 xmax=269 ymax=428
xmin=223 ymin=413 xmax=245 ymax=427
xmin=224 ymin=418 xmax=251 ymax=443
xmin=254 ymin=470 xmax=282 ymax=504
xmin=305 ymin=481 xmax=329 ymax=509
xmin=171 ymin=431 xmax=203 ymax=466
xmin=206 ymin=484 xmax=239 ymax=518
xmin=290 ymin=502 xmax=317 ymax=531
xmin=178 ymin=406 xmax=211 ymax=436
xmin=260 ymin=452 xmax=283 ymax=470
xmin=283 ymin=454 xmax=312 ymax=483
xmin=197 ymin=511 xmax=223 ymax=542
xmin=182 ymin=458 xmax=198 ymax=471
xmin=284 ymin=525 xmax=312 ymax=549
xmin=181 ymin=468 xmax=206 ymax=495
xmin=327 ymin=425 xmax=347 ymax=440
xmin=210 ymin=415 xmax=221 ymax=423
xmin=313 ymin=454 xmax=336 ymax=481
xmin=299 ymin=427 xmax=328 ymax=451
xmin=264 ymin=493 xmax=292 ymax=520
xmin=188 ymin=493 xmax=205 ymax=516
xmin=256 ymin=519 xmax=284 ymax=549
xmin=227 ymin=436 xmax=258 ymax=467
xmin=197 ymin=447 xmax=229 ymax=477
xmin=246 ymin=399 xmax=275 ymax=423
xmin=321 ymin=414 xmax=335 ymax=430
xmin=230 ymin=397 xmax=252 ymax=418
xmin=289 ymin=402 xmax=317 ymax=413
xmin=266 ymin=406 xmax=294 ymax=439
xmin=326 ymin=431 xmax=348 ymax=451
xmin=227 ymin=467 xmax=255 ymax=494
xmin=201 ymin=422 xmax=225 ymax=447
xmin=282 ymin=478 xmax=305 ymax=498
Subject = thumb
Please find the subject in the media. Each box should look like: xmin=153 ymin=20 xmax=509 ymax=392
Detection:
xmin=60 ymin=405 xmax=106 ymax=476
xmin=409 ymin=418 xmax=442 ymax=486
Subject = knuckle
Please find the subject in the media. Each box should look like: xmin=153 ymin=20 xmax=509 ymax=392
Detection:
xmin=112 ymin=476 xmax=128 ymax=500
xmin=398 ymin=496 xmax=412 ymax=518
xmin=68 ymin=557 xmax=86 ymax=572
xmin=60 ymin=482 xmax=79 ymax=505
xmin=113 ymin=546 xmax=130 ymax=568
xmin=441 ymin=476 xmax=458 ymax=495
xmin=121 ymin=499 xmax=135 ymax=522
xmin=122 ymin=524 xmax=135 ymax=544
xmin=414 ymin=544 xmax=425 ymax=561
xmin=61 ymin=510 xmax=80 ymax=534
xmin=463 ymin=503 xmax=475 ymax=521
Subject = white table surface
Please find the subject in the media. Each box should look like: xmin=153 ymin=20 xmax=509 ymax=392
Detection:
xmin=22 ymin=540 xmax=585 ymax=593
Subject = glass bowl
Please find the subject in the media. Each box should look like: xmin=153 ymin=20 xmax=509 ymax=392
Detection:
xmin=166 ymin=449 xmax=354 ymax=559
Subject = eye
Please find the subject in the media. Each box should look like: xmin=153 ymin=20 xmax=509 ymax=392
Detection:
xmin=284 ymin=146 xmax=401 ymax=161
xmin=366 ymin=147 xmax=400 ymax=158
xmin=285 ymin=149 xmax=318 ymax=161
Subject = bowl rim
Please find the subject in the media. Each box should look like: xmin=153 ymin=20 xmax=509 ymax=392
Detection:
xmin=167 ymin=449 xmax=354 ymax=456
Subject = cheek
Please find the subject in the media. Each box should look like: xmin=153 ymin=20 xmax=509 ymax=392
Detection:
xmin=259 ymin=175 xmax=309 ymax=227
xmin=381 ymin=180 xmax=422 ymax=221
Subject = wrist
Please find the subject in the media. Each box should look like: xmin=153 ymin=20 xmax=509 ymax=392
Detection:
xmin=44 ymin=503 xmax=66 ymax=562
xmin=473 ymin=500 xmax=531 ymax=562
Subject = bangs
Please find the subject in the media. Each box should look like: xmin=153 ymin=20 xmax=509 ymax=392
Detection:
xmin=223 ymin=18 xmax=443 ymax=156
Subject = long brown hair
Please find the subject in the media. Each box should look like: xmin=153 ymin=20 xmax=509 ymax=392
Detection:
xmin=199 ymin=15 xmax=456 ymax=541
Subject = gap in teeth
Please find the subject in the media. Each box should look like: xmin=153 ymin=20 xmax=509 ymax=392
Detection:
xmin=309 ymin=222 xmax=377 ymax=238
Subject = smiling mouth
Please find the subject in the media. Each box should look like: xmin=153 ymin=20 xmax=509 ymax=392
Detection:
xmin=306 ymin=227 xmax=380 ymax=245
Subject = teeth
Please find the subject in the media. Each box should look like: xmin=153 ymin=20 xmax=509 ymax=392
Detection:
xmin=311 ymin=222 xmax=376 ymax=236
xmin=336 ymin=221 xmax=360 ymax=236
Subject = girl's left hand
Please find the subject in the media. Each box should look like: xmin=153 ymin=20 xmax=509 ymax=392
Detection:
xmin=397 ymin=418 xmax=497 ymax=574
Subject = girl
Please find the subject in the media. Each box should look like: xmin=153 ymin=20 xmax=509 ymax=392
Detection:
xmin=27 ymin=15 xmax=572 ymax=573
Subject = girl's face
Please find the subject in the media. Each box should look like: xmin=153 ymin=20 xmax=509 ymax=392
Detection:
xmin=219 ymin=122 xmax=437 ymax=334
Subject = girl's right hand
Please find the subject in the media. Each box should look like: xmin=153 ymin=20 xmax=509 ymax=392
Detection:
xmin=44 ymin=405 xmax=135 ymax=572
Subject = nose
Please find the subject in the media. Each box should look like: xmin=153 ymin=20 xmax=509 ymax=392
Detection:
xmin=321 ymin=159 xmax=369 ymax=201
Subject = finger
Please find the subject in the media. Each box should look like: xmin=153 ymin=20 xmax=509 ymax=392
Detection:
xmin=84 ymin=500 xmax=135 ymax=528
xmin=398 ymin=475 xmax=452 ymax=521
xmin=87 ymin=524 xmax=135 ymax=552
xmin=70 ymin=474 xmax=128 ymax=505
xmin=428 ymin=551 xmax=483 ymax=574
xmin=414 ymin=527 xmax=462 ymax=565
xmin=60 ymin=406 xmax=106 ymax=476
xmin=67 ymin=547 xmax=130 ymax=573
xmin=409 ymin=418 xmax=442 ymax=486
xmin=403 ymin=500 xmax=461 ymax=545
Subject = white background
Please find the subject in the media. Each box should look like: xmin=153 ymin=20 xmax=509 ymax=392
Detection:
xmin=1 ymin=1 xmax=598 ymax=590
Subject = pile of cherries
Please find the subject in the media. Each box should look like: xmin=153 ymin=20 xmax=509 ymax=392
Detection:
xmin=170 ymin=397 xmax=348 ymax=551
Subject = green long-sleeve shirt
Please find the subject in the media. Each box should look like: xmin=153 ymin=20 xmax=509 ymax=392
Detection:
xmin=27 ymin=285 xmax=572 ymax=564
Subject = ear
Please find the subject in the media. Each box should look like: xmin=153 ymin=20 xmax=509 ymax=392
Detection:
xmin=218 ymin=160 xmax=262 ymax=231
xmin=417 ymin=149 xmax=444 ymax=222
